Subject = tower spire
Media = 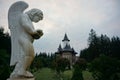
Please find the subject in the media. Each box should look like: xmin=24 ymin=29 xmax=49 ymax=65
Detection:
xmin=62 ymin=33 xmax=70 ymax=41
xmin=58 ymin=44 xmax=62 ymax=50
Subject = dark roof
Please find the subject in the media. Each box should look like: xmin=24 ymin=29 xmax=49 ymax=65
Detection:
xmin=62 ymin=33 xmax=70 ymax=41
xmin=58 ymin=44 xmax=62 ymax=51
xmin=63 ymin=44 xmax=72 ymax=51
xmin=57 ymin=44 xmax=77 ymax=54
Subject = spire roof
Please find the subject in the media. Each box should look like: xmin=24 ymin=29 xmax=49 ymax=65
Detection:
xmin=58 ymin=44 xmax=62 ymax=51
xmin=62 ymin=33 xmax=70 ymax=41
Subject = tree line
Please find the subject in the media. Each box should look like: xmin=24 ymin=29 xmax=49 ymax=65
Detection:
xmin=80 ymin=29 xmax=120 ymax=62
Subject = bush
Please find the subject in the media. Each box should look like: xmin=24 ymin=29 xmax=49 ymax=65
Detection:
xmin=0 ymin=49 xmax=11 ymax=80
xmin=89 ymin=54 xmax=120 ymax=80
xmin=74 ymin=58 xmax=87 ymax=70
xmin=71 ymin=65 xmax=84 ymax=80
xmin=71 ymin=58 xmax=87 ymax=80
xmin=56 ymin=58 xmax=70 ymax=74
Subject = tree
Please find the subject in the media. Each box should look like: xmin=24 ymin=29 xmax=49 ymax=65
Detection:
xmin=81 ymin=29 xmax=100 ymax=61
xmin=30 ymin=52 xmax=56 ymax=72
xmin=0 ymin=27 xmax=11 ymax=53
xmin=53 ymin=58 xmax=70 ymax=74
xmin=76 ymin=58 xmax=87 ymax=70
xmin=71 ymin=63 xmax=84 ymax=80
xmin=88 ymin=29 xmax=97 ymax=46
xmin=0 ymin=27 xmax=11 ymax=80
xmin=110 ymin=36 xmax=120 ymax=59
xmin=51 ymin=58 xmax=70 ymax=80
xmin=99 ymin=34 xmax=110 ymax=56
xmin=71 ymin=58 xmax=87 ymax=80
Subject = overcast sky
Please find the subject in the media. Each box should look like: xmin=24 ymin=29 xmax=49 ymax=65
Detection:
xmin=0 ymin=0 xmax=120 ymax=55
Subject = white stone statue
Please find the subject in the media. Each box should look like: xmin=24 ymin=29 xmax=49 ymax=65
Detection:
xmin=8 ymin=1 xmax=43 ymax=79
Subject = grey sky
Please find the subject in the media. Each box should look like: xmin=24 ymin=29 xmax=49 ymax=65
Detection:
xmin=0 ymin=0 xmax=120 ymax=54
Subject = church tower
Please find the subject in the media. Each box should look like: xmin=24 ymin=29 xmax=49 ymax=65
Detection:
xmin=55 ymin=33 xmax=77 ymax=66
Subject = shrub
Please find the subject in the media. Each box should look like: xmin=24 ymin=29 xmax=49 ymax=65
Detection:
xmin=55 ymin=58 xmax=70 ymax=74
xmin=71 ymin=65 xmax=84 ymax=80
xmin=89 ymin=54 xmax=120 ymax=80
xmin=74 ymin=58 xmax=87 ymax=70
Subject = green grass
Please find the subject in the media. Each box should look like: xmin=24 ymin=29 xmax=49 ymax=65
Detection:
xmin=34 ymin=68 xmax=55 ymax=80
xmin=63 ymin=70 xmax=73 ymax=80
xmin=34 ymin=68 xmax=94 ymax=80
xmin=83 ymin=71 xmax=94 ymax=80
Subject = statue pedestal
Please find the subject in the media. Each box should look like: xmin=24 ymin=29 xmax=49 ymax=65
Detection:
xmin=7 ymin=78 xmax=35 ymax=80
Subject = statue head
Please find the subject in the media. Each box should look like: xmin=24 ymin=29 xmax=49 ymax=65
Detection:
xmin=26 ymin=8 xmax=43 ymax=23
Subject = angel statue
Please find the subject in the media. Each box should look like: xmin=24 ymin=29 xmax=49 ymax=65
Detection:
xmin=8 ymin=1 xmax=43 ymax=79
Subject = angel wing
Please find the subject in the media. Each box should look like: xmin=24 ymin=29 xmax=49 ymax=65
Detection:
xmin=8 ymin=1 xmax=28 ymax=66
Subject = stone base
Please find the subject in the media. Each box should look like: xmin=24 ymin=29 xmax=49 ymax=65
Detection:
xmin=7 ymin=78 xmax=35 ymax=80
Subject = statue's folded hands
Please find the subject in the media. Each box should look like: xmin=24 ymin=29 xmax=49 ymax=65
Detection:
xmin=32 ymin=29 xmax=43 ymax=39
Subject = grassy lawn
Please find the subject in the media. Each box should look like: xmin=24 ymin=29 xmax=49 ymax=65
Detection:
xmin=34 ymin=68 xmax=55 ymax=80
xmin=34 ymin=68 xmax=94 ymax=80
xmin=63 ymin=70 xmax=73 ymax=80
xmin=83 ymin=71 xmax=94 ymax=80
